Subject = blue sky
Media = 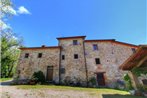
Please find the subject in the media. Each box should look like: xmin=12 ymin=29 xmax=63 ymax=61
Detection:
xmin=10 ymin=0 xmax=146 ymax=47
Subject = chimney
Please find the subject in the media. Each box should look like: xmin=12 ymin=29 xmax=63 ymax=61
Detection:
xmin=41 ymin=45 xmax=46 ymax=47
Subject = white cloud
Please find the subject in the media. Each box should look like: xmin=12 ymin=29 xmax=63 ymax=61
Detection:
xmin=17 ymin=6 xmax=31 ymax=14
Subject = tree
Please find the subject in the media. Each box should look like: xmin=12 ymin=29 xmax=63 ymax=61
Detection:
xmin=1 ymin=0 xmax=23 ymax=78
xmin=1 ymin=32 xmax=22 ymax=78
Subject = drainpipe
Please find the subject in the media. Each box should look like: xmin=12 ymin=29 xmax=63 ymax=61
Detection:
xmin=58 ymin=45 xmax=61 ymax=84
xmin=83 ymin=41 xmax=88 ymax=87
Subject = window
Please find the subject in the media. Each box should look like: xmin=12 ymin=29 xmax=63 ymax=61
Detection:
xmin=95 ymin=58 xmax=100 ymax=64
xmin=74 ymin=54 xmax=78 ymax=59
xmin=38 ymin=53 xmax=42 ymax=58
xmin=62 ymin=55 xmax=65 ymax=60
xmin=18 ymin=70 xmax=21 ymax=74
xmin=60 ymin=68 xmax=65 ymax=74
xmin=142 ymin=79 xmax=147 ymax=85
xmin=131 ymin=48 xmax=136 ymax=53
xmin=73 ymin=40 xmax=78 ymax=45
xmin=24 ymin=53 xmax=29 ymax=58
xmin=93 ymin=44 xmax=98 ymax=50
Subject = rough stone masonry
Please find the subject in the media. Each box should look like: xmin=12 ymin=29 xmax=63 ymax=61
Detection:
xmin=16 ymin=36 xmax=138 ymax=88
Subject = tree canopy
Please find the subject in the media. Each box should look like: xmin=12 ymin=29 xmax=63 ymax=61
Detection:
xmin=1 ymin=0 xmax=23 ymax=78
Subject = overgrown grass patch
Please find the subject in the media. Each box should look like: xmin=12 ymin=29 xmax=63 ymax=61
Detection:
xmin=0 ymin=78 xmax=12 ymax=82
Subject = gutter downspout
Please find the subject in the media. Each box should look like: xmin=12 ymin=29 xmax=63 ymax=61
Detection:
xmin=58 ymin=45 xmax=61 ymax=84
xmin=83 ymin=41 xmax=88 ymax=87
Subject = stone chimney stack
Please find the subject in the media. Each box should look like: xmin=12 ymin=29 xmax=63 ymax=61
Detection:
xmin=41 ymin=45 xmax=46 ymax=47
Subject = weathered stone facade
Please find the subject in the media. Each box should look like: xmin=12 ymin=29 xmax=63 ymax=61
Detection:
xmin=17 ymin=47 xmax=60 ymax=83
xmin=16 ymin=36 xmax=138 ymax=88
xmin=59 ymin=38 xmax=87 ymax=86
xmin=84 ymin=41 xmax=137 ymax=87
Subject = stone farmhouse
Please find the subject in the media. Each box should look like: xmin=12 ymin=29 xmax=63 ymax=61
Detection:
xmin=16 ymin=36 xmax=138 ymax=88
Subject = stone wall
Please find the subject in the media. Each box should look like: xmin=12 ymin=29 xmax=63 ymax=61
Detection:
xmin=16 ymin=48 xmax=60 ymax=83
xmin=16 ymin=37 xmax=138 ymax=88
xmin=84 ymin=41 xmax=137 ymax=88
xmin=58 ymin=38 xmax=87 ymax=86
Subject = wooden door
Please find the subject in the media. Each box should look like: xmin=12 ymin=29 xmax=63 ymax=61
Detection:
xmin=46 ymin=66 xmax=53 ymax=81
xmin=97 ymin=73 xmax=105 ymax=86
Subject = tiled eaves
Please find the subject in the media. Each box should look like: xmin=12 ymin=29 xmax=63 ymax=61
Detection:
xmin=85 ymin=40 xmax=138 ymax=48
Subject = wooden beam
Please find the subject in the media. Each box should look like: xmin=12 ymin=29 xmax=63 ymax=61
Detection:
xmin=136 ymin=56 xmax=147 ymax=67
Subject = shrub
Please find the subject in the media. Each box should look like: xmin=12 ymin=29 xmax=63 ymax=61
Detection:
xmin=31 ymin=71 xmax=45 ymax=84
xmin=115 ymin=79 xmax=125 ymax=90
xmin=64 ymin=76 xmax=74 ymax=86
xmin=88 ymin=77 xmax=97 ymax=87
xmin=123 ymin=74 xmax=133 ymax=90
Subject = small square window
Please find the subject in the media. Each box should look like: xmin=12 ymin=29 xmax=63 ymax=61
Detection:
xmin=142 ymin=79 xmax=147 ymax=85
xmin=73 ymin=40 xmax=78 ymax=45
xmin=60 ymin=68 xmax=65 ymax=74
xmin=24 ymin=53 xmax=29 ymax=58
xmin=18 ymin=70 xmax=21 ymax=74
xmin=74 ymin=54 xmax=78 ymax=59
xmin=131 ymin=48 xmax=136 ymax=53
xmin=93 ymin=44 xmax=98 ymax=50
xmin=95 ymin=58 xmax=100 ymax=64
xmin=38 ymin=53 xmax=42 ymax=58
xmin=62 ymin=55 xmax=65 ymax=60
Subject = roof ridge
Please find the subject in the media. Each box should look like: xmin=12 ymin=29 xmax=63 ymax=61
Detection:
xmin=57 ymin=36 xmax=86 ymax=40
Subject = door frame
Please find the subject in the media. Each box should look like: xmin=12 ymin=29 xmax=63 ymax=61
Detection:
xmin=96 ymin=72 xmax=105 ymax=86
xmin=46 ymin=66 xmax=53 ymax=82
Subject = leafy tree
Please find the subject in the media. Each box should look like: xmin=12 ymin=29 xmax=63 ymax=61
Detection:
xmin=1 ymin=0 xmax=23 ymax=78
xmin=1 ymin=32 xmax=22 ymax=78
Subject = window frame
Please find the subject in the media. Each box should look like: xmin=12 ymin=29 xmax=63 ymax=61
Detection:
xmin=38 ymin=53 xmax=42 ymax=58
xmin=74 ymin=54 xmax=79 ymax=59
xmin=24 ymin=53 xmax=29 ymax=58
xmin=73 ymin=40 xmax=78 ymax=45
xmin=60 ymin=68 xmax=65 ymax=74
xmin=62 ymin=55 xmax=65 ymax=60
xmin=95 ymin=58 xmax=101 ymax=64
xmin=131 ymin=48 xmax=136 ymax=53
xmin=93 ymin=44 xmax=98 ymax=50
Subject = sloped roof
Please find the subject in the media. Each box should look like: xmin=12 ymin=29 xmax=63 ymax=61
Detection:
xmin=57 ymin=36 xmax=86 ymax=40
xmin=19 ymin=46 xmax=61 ymax=50
xmin=120 ymin=45 xmax=147 ymax=70
xmin=85 ymin=40 xmax=138 ymax=48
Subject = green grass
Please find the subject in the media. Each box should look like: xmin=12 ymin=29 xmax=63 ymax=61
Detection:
xmin=17 ymin=85 xmax=129 ymax=94
xmin=0 ymin=78 xmax=12 ymax=82
xmin=102 ymin=95 xmax=145 ymax=98
xmin=14 ymin=85 xmax=146 ymax=98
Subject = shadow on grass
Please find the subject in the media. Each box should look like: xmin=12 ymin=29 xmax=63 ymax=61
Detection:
xmin=0 ymin=80 xmax=14 ymax=86
xmin=102 ymin=94 xmax=145 ymax=98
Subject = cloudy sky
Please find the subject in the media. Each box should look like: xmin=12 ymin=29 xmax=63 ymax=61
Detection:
xmin=8 ymin=0 xmax=146 ymax=47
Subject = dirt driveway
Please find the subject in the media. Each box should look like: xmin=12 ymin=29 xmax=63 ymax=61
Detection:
xmin=0 ymin=85 xmax=103 ymax=98
xmin=1 ymin=85 xmax=145 ymax=98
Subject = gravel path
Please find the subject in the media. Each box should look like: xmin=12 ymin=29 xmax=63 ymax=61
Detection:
xmin=0 ymin=86 xmax=102 ymax=98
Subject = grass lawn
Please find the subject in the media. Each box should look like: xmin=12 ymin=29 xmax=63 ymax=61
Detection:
xmin=17 ymin=85 xmax=128 ymax=94
xmin=0 ymin=78 xmax=12 ymax=82
xmin=16 ymin=85 xmax=145 ymax=98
